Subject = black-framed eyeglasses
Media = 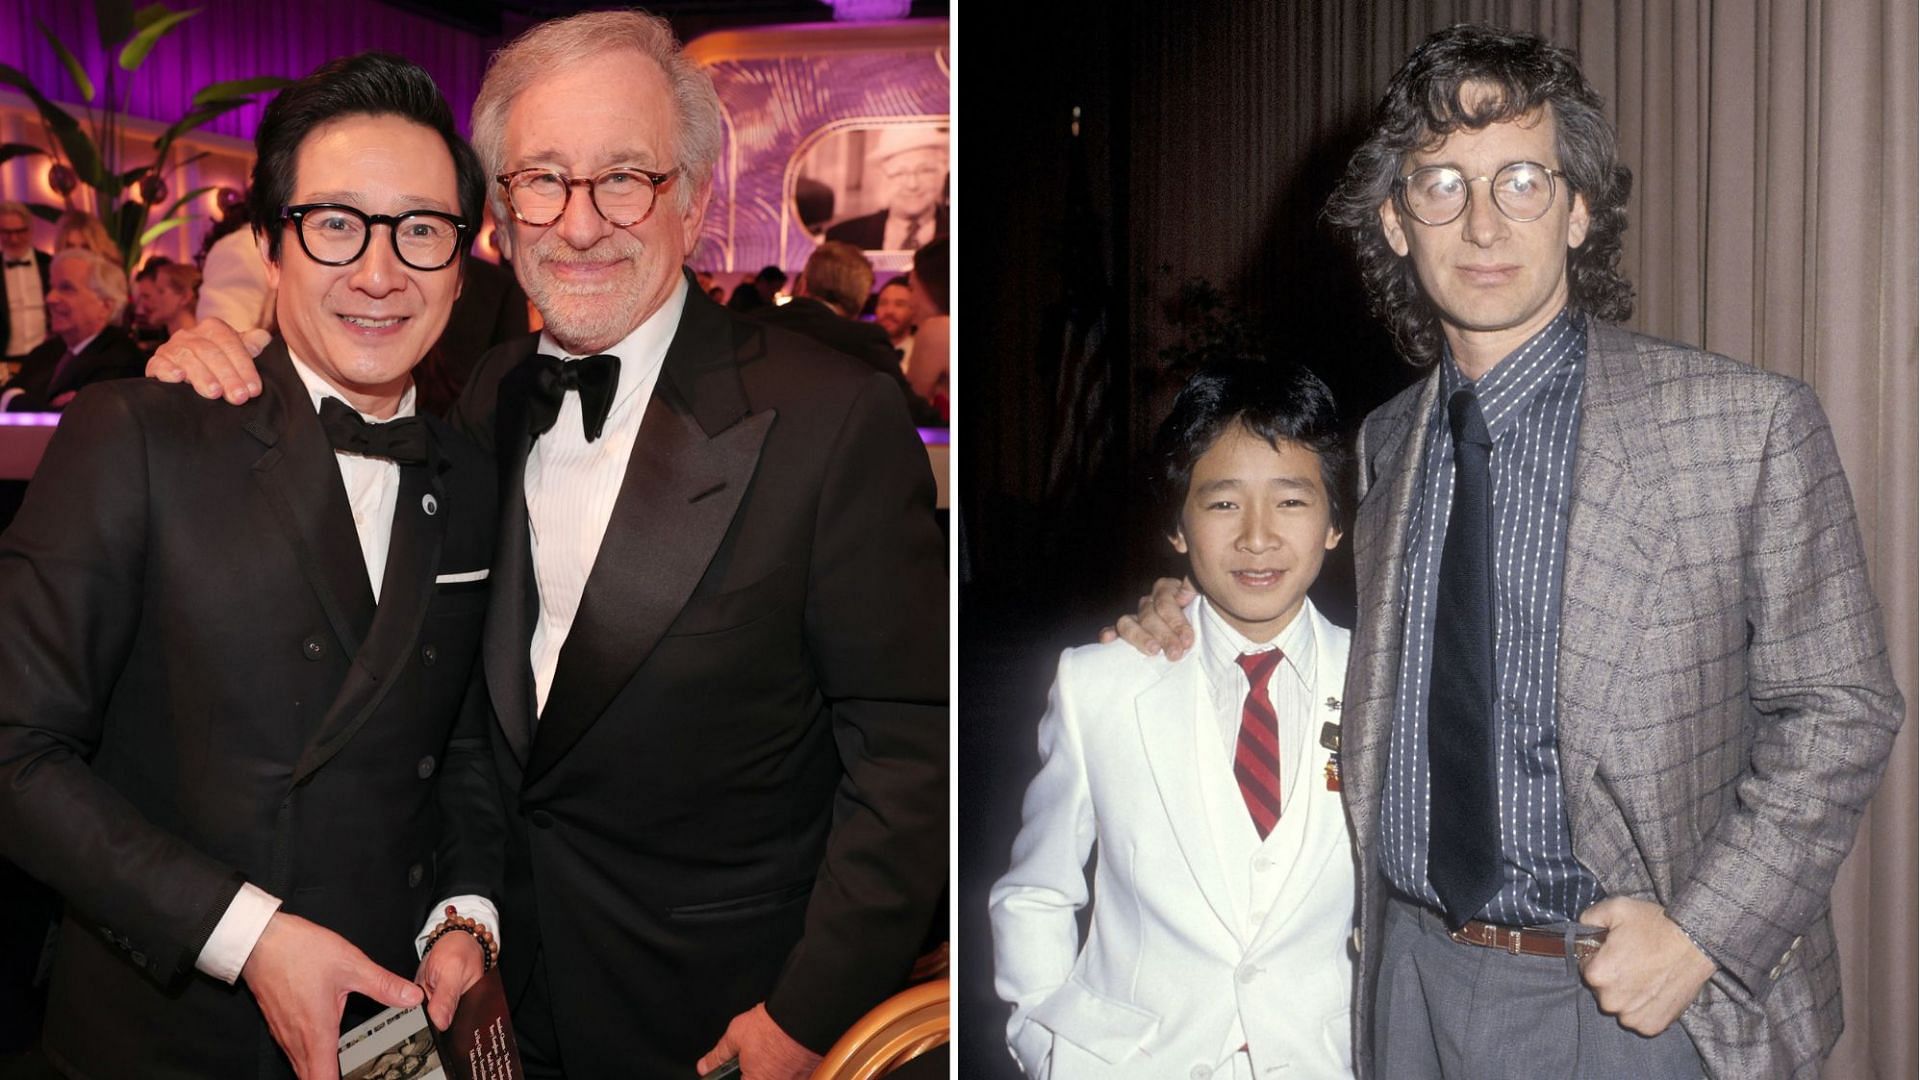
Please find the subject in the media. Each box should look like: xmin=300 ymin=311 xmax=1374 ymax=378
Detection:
xmin=496 ymin=167 xmax=679 ymax=228
xmin=0 ymin=226 xmax=28 ymax=238
xmin=1394 ymin=161 xmax=1567 ymax=226
xmin=280 ymin=203 xmax=470 ymax=271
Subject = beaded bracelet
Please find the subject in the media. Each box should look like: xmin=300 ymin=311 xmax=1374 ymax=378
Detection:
xmin=423 ymin=904 xmax=497 ymax=973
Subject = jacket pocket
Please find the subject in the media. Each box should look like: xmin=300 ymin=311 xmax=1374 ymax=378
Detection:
xmin=1028 ymin=977 xmax=1161 ymax=1065
xmin=665 ymin=880 xmax=813 ymax=922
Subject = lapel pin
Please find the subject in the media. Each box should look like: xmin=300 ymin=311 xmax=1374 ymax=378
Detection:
xmin=421 ymin=493 xmax=438 ymax=516
xmin=1325 ymin=696 xmax=1342 ymax=712
xmin=1320 ymin=721 xmax=1342 ymax=792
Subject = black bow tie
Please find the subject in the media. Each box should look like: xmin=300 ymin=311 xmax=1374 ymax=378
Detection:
xmin=319 ymin=396 xmax=429 ymax=465
xmin=4 ymin=259 xmax=30 ymax=268
xmin=526 ymin=352 xmax=621 ymax=442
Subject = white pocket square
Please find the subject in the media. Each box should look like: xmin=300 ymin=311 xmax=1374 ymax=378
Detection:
xmin=435 ymin=569 xmax=490 ymax=584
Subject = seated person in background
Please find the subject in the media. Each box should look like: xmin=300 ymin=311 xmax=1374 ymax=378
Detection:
xmin=726 ymin=263 xmax=787 ymax=312
xmin=991 ymin=357 xmax=1357 ymax=1078
xmin=875 ymin=274 xmax=916 ymax=373
xmin=906 ymin=238 xmax=948 ymax=418
xmin=754 ymin=241 xmax=941 ymax=427
xmin=2 ymin=248 xmax=142 ymax=411
xmin=132 ymin=258 xmax=201 ymax=351
xmin=198 ymin=202 xmax=276 ymax=335
xmin=54 ymin=210 xmax=124 ymax=266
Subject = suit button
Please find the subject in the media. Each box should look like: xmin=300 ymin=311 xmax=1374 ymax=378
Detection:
xmin=1237 ymin=964 xmax=1260 ymax=984
xmin=408 ymin=863 xmax=425 ymax=887
xmin=302 ymin=635 xmax=325 ymax=660
xmin=417 ymin=756 xmax=436 ymax=779
xmin=421 ymin=644 xmax=438 ymax=666
xmin=1190 ymin=1066 xmax=1212 ymax=1080
xmin=529 ymin=809 xmax=555 ymax=829
xmin=130 ymin=950 xmax=146 ymax=967
xmin=1252 ymin=855 xmax=1274 ymax=872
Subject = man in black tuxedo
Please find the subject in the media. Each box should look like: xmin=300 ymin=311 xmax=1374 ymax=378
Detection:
xmin=0 ymin=54 xmax=505 ymax=1079
xmin=754 ymin=240 xmax=940 ymax=426
xmin=1 ymin=248 xmax=143 ymax=411
xmin=149 ymin=12 xmax=948 ymax=1080
xmin=0 ymin=200 xmax=52 ymax=367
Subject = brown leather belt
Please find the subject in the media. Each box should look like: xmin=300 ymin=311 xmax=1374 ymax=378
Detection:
xmin=1447 ymin=919 xmax=1606 ymax=960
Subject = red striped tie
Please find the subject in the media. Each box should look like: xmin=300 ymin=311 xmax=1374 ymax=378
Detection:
xmin=1234 ymin=650 xmax=1286 ymax=839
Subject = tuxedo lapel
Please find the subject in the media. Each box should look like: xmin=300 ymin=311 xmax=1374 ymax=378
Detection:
xmin=292 ymin=449 xmax=450 ymax=784
xmin=524 ymin=295 xmax=772 ymax=786
xmin=481 ymin=338 xmax=543 ymax=767
xmin=1554 ymin=324 xmax=1672 ymax=802
xmin=1345 ymin=373 xmax=1438 ymax=850
xmin=246 ymin=343 xmax=376 ymax=661
xmin=1135 ymin=657 xmax=1239 ymax=937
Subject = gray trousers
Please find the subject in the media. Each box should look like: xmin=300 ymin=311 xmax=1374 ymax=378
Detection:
xmin=1376 ymin=898 xmax=1703 ymax=1080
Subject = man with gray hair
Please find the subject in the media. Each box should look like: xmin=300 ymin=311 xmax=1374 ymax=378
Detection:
xmin=151 ymin=10 xmax=949 ymax=1080
xmin=3 ymin=247 xmax=141 ymax=411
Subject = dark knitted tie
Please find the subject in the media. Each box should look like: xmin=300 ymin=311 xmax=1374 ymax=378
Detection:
xmin=1234 ymin=650 xmax=1287 ymax=839
xmin=318 ymin=396 xmax=428 ymax=464
xmin=525 ymin=352 xmax=620 ymax=442
xmin=1427 ymin=388 xmax=1501 ymax=929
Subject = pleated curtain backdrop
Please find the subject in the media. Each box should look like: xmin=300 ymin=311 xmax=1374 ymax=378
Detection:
xmin=1116 ymin=3 xmax=1915 ymax=1076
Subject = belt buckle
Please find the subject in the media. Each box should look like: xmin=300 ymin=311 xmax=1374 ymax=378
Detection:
xmin=1507 ymin=928 xmax=1523 ymax=956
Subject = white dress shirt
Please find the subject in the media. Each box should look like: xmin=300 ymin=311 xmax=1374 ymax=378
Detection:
xmin=195 ymin=355 xmax=500 ymax=983
xmin=4 ymin=255 xmax=46 ymax=356
xmin=525 ymin=275 xmax=687 ymax=715
xmin=1192 ymin=595 xmax=1321 ymax=1073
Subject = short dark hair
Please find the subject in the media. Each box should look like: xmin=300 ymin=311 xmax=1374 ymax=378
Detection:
xmin=248 ymin=52 xmax=484 ymax=263
xmin=134 ymin=255 xmax=172 ymax=283
xmin=880 ymin=275 xmax=912 ymax=293
xmin=911 ymin=238 xmax=949 ymax=315
xmin=754 ymin=265 xmax=789 ymax=286
xmin=1323 ymin=24 xmax=1634 ymax=366
xmin=1151 ymin=357 xmax=1352 ymax=538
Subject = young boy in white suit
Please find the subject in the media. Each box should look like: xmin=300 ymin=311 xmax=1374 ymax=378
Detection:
xmin=991 ymin=358 xmax=1358 ymax=1079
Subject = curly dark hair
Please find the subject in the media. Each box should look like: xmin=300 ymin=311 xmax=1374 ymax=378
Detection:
xmin=1323 ymin=24 xmax=1634 ymax=366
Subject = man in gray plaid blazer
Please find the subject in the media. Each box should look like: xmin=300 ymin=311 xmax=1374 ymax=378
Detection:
xmin=1117 ymin=25 xmax=1902 ymax=1080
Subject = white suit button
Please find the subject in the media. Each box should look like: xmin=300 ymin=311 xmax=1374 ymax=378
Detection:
xmin=1237 ymin=964 xmax=1261 ymax=984
xmin=1190 ymin=1066 xmax=1212 ymax=1080
xmin=1253 ymin=855 xmax=1274 ymax=872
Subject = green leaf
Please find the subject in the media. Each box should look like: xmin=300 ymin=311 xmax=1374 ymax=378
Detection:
xmin=118 ymin=7 xmax=199 ymax=73
xmin=95 ymin=0 xmax=136 ymax=48
xmin=138 ymin=214 xmax=189 ymax=249
xmin=36 ymin=19 xmax=95 ymax=102
xmin=0 ymin=143 xmax=49 ymax=166
xmin=0 ymin=64 xmax=106 ymax=188
xmin=192 ymin=75 xmax=291 ymax=107
xmin=163 ymin=184 xmax=216 ymax=220
xmin=152 ymin=97 xmax=247 ymax=158
xmin=110 ymin=201 xmax=148 ymax=260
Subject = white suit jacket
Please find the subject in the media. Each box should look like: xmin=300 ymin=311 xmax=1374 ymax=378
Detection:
xmin=990 ymin=598 xmax=1357 ymax=1079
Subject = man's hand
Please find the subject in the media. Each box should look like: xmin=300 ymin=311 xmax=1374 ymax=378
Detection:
xmin=1578 ymin=896 xmax=1716 ymax=1036
xmin=695 ymin=1002 xmax=821 ymax=1080
xmin=145 ymin=317 xmax=268 ymax=403
xmin=241 ymin=911 xmax=424 ymax=1079
xmin=415 ymin=931 xmax=485 ymax=1032
xmin=1096 ymin=577 xmax=1197 ymax=660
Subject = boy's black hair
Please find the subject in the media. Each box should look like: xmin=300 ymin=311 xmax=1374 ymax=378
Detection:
xmin=248 ymin=52 xmax=485 ymax=263
xmin=1151 ymin=356 xmax=1353 ymax=538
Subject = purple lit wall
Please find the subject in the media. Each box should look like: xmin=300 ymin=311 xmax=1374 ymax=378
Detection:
xmin=0 ymin=0 xmax=493 ymax=140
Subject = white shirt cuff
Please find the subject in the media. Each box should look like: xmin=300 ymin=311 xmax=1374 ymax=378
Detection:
xmin=415 ymin=894 xmax=502 ymax=961
xmin=195 ymin=882 xmax=283 ymax=985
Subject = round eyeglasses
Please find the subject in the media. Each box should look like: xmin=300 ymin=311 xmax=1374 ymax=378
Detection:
xmin=280 ymin=204 xmax=470 ymax=271
xmin=1394 ymin=161 xmax=1567 ymax=226
xmin=496 ymin=167 xmax=679 ymax=228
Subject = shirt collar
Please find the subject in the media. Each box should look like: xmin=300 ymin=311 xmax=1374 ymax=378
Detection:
xmin=537 ymin=271 xmax=689 ymax=416
xmin=1194 ymin=593 xmax=1317 ymax=702
xmin=1440 ymin=306 xmax=1584 ymax=440
xmin=287 ymin=348 xmax=416 ymax=422
xmin=63 ymin=329 xmax=101 ymax=357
